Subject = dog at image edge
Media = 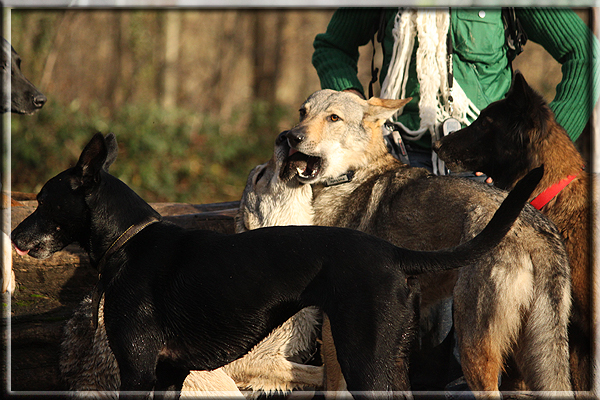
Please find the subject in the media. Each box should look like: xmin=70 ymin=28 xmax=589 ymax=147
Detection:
xmin=1 ymin=38 xmax=47 ymax=295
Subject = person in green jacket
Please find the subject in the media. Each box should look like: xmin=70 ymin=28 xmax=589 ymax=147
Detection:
xmin=312 ymin=7 xmax=599 ymax=393
xmin=313 ymin=8 xmax=599 ymax=173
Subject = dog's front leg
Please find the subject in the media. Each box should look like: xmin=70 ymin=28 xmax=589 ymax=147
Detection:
xmin=109 ymin=332 xmax=161 ymax=399
xmin=153 ymin=361 xmax=189 ymax=400
xmin=116 ymin=361 xmax=155 ymax=400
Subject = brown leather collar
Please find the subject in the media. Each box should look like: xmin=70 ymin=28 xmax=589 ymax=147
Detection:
xmin=96 ymin=215 xmax=161 ymax=274
xmin=91 ymin=215 xmax=160 ymax=330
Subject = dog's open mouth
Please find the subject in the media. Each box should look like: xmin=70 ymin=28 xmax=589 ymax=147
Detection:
xmin=280 ymin=149 xmax=323 ymax=183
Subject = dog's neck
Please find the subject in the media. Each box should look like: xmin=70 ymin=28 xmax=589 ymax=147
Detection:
xmin=86 ymin=174 xmax=162 ymax=266
xmin=312 ymin=154 xmax=410 ymax=227
xmin=239 ymin=174 xmax=314 ymax=232
xmin=526 ymin=119 xmax=586 ymax=201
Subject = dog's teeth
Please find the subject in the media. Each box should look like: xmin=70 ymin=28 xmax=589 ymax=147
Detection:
xmin=297 ymin=166 xmax=310 ymax=178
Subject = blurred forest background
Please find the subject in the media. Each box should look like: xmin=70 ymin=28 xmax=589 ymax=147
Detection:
xmin=8 ymin=8 xmax=593 ymax=204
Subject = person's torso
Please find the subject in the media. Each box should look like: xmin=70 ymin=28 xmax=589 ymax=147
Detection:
xmin=380 ymin=8 xmax=513 ymax=146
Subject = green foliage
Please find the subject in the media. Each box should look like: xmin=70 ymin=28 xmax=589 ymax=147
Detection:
xmin=11 ymin=98 xmax=288 ymax=204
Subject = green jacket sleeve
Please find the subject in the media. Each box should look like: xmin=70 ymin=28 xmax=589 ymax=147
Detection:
xmin=312 ymin=8 xmax=384 ymax=97
xmin=516 ymin=8 xmax=600 ymax=142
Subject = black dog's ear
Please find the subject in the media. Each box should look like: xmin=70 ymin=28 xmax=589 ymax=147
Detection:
xmin=103 ymin=133 xmax=118 ymax=171
xmin=72 ymin=133 xmax=108 ymax=189
xmin=506 ymin=71 xmax=533 ymax=110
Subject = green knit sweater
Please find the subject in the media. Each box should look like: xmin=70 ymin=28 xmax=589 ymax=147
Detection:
xmin=313 ymin=7 xmax=600 ymax=143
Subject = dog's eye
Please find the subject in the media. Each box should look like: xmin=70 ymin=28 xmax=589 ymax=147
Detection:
xmin=299 ymin=108 xmax=306 ymax=120
xmin=329 ymin=114 xmax=341 ymax=122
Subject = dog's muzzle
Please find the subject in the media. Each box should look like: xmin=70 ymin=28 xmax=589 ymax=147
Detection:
xmin=280 ymin=130 xmax=323 ymax=182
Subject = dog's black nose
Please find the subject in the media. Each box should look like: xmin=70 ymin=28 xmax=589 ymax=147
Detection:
xmin=285 ymin=130 xmax=304 ymax=147
xmin=276 ymin=131 xmax=289 ymax=145
xmin=33 ymin=93 xmax=47 ymax=109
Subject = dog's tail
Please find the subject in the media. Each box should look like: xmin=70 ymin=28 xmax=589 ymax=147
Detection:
xmin=401 ymin=166 xmax=544 ymax=275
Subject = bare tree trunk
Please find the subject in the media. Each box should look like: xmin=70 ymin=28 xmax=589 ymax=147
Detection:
xmin=163 ymin=10 xmax=181 ymax=109
xmin=251 ymin=11 xmax=283 ymax=104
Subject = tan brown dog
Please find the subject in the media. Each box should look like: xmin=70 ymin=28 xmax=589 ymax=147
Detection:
xmin=434 ymin=72 xmax=592 ymax=392
xmin=279 ymin=90 xmax=573 ymax=398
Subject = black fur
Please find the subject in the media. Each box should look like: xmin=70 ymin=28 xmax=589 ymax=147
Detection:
xmin=11 ymin=133 xmax=541 ymax=398
xmin=433 ymin=72 xmax=550 ymax=189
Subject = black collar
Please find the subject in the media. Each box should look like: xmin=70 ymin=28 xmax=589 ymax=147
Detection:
xmin=324 ymin=171 xmax=355 ymax=187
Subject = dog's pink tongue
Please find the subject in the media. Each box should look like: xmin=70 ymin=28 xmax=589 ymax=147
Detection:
xmin=13 ymin=244 xmax=29 ymax=256
xmin=289 ymin=148 xmax=298 ymax=156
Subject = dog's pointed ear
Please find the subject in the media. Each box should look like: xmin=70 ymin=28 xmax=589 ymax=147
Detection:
xmin=506 ymin=71 xmax=532 ymax=109
xmin=365 ymin=97 xmax=412 ymax=122
xmin=103 ymin=133 xmax=118 ymax=172
xmin=72 ymin=133 xmax=108 ymax=189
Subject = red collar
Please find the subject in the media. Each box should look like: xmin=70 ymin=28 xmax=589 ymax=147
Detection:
xmin=530 ymin=172 xmax=579 ymax=210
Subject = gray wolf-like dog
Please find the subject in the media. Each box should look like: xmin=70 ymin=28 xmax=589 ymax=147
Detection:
xmin=278 ymin=90 xmax=572 ymax=397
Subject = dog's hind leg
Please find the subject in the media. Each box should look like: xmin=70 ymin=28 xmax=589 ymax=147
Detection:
xmin=454 ymin=252 xmax=534 ymax=398
xmin=323 ymin=280 xmax=417 ymax=399
xmin=513 ymin=288 xmax=572 ymax=396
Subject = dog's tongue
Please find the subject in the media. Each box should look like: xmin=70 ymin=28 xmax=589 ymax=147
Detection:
xmin=13 ymin=244 xmax=29 ymax=256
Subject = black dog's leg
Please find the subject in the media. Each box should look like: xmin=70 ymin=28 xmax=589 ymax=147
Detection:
xmin=110 ymin=333 xmax=160 ymax=399
xmin=153 ymin=362 xmax=189 ymax=400
xmin=327 ymin=279 xmax=418 ymax=400
xmin=329 ymin=319 xmax=408 ymax=393
xmin=117 ymin=360 xmax=155 ymax=400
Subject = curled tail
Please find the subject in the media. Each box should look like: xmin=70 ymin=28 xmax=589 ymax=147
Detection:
xmin=402 ymin=165 xmax=544 ymax=275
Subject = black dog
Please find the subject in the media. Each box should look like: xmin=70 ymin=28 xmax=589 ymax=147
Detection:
xmin=11 ymin=133 xmax=542 ymax=398
xmin=2 ymin=37 xmax=46 ymax=114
